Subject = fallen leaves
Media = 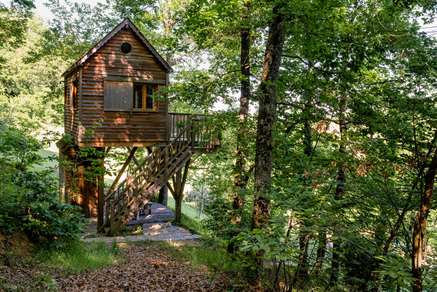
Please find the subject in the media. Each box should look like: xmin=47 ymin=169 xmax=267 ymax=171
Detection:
xmin=0 ymin=241 xmax=254 ymax=291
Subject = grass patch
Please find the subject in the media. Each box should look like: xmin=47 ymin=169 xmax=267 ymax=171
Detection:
xmin=36 ymin=240 xmax=120 ymax=274
xmin=29 ymin=149 xmax=59 ymax=172
xmin=166 ymin=196 xmax=208 ymax=236
xmin=157 ymin=240 xmax=230 ymax=272
xmin=167 ymin=196 xmax=208 ymax=220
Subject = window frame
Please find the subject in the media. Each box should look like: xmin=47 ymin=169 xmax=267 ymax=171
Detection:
xmin=70 ymin=77 xmax=78 ymax=112
xmin=120 ymin=42 xmax=133 ymax=55
xmin=132 ymin=83 xmax=159 ymax=112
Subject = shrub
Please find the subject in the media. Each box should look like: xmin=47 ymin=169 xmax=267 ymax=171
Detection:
xmin=0 ymin=124 xmax=42 ymax=171
xmin=201 ymin=195 xmax=251 ymax=242
xmin=0 ymin=169 xmax=85 ymax=249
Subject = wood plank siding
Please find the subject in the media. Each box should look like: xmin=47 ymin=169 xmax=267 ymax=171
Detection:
xmin=73 ymin=27 xmax=169 ymax=147
xmin=64 ymin=70 xmax=81 ymax=145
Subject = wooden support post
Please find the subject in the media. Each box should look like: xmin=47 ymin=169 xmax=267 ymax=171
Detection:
xmin=172 ymin=158 xmax=191 ymax=223
xmin=97 ymin=147 xmax=105 ymax=230
xmin=108 ymin=147 xmax=137 ymax=195
xmin=181 ymin=158 xmax=191 ymax=194
xmin=126 ymin=146 xmax=143 ymax=171
xmin=174 ymin=168 xmax=183 ymax=223
xmin=191 ymin=124 xmax=195 ymax=150
xmin=164 ymin=147 xmax=169 ymax=181
xmin=159 ymin=146 xmax=169 ymax=206
xmin=167 ymin=181 xmax=175 ymax=196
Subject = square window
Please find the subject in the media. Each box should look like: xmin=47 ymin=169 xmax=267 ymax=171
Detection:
xmin=133 ymin=84 xmax=157 ymax=110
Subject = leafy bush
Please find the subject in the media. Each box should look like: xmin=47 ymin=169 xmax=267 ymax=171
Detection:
xmin=0 ymin=123 xmax=42 ymax=171
xmin=0 ymin=169 xmax=85 ymax=248
xmin=201 ymin=195 xmax=251 ymax=242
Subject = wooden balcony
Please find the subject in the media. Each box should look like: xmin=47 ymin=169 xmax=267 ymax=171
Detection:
xmin=167 ymin=113 xmax=221 ymax=153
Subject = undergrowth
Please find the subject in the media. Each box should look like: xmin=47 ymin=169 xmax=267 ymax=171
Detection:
xmin=36 ymin=240 xmax=121 ymax=274
xmin=157 ymin=240 xmax=231 ymax=272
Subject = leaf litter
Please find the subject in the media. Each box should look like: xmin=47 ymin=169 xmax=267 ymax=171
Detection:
xmin=0 ymin=240 xmax=256 ymax=291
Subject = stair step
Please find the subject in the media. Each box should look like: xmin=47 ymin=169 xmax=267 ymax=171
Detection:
xmin=104 ymin=146 xmax=194 ymax=237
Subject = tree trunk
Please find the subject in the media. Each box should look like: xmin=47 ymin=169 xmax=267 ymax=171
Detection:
xmin=228 ymin=1 xmax=251 ymax=254
xmin=292 ymin=224 xmax=310 ymax=288
xmin=158 ymin=183 xmax=168 ymax=206
xmin=330 ymin=95 xmax=347 ymax=287
xmin=412 ymin=146 xmax=437 ymax=292
xmin=293 ymin=114 xmax=313 ymax=287
xmin=170 ymin=159 xmax=190 ymax=223
xmin=250 ymin=3 xmax=286 ymax=286
xmin=175 ymin=195 xmax=183 ymax=223
xmin=315 ymin=230 xmax=327 ymax=275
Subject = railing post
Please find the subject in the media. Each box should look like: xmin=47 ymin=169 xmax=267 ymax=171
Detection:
xmin=110 ymin=202 xmax=115 ymax=235
xmin=105 ymin=198 xmax=110 ymax=225
xmin=164 ymin=147 xmax=168 ymax=181
xmin=191 ymin=123 xmax=195 ymax=150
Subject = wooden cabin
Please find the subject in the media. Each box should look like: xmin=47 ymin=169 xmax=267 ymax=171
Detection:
xmin=59 ymin=18 xmax=220 ymax=236
xmin=62 ymin=18 xmax=172 ymax=148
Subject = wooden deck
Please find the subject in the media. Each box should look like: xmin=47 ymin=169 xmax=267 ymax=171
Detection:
xmin=126 ymin=202 xmax=175 ymax=225
xmin=84 ymin=202 xmax=174 ymax=233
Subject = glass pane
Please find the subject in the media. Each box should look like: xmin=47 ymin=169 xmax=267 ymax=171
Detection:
xmin=133 ymin=85 xmax=142 ymax=108
xmin=146 ymin=85 xmax=154 ymax=109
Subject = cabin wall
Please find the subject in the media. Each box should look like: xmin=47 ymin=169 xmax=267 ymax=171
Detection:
xmin=64 ymin=70 xmax=81 ymax=145
xmin=80 ymin=27 xmax=168 ymax=147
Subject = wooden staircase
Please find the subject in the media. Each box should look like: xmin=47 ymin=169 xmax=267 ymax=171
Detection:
xmin=98 ymin=118 xmax=220 ymax=236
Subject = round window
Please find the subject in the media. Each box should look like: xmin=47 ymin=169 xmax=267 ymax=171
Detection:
xmin=120 ymin=42 xmax=132 ymax=54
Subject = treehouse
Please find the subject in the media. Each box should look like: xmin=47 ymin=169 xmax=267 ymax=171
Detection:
xmin=59 ymin=18 xmax=220 ymax=236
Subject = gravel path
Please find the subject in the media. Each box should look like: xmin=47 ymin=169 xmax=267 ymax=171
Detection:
xmin=82 ymin=223 xmax=201 ymax=243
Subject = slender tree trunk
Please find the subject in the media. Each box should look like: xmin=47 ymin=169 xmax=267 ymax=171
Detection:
xmin=158 ymin=184 xmax=168 ymax=206
xmin=175 ymin=195 xmax=183 ymax=223
xmin=330 ymin=95 xmax=347 ymax=287
xmin=292 ymin=224 xmax=310 ymax=287
xmin=315 ymin=230 xmax=327 ymax=275
xmin=198 ymin=184 xmax=205 ymax=219
xmin=293 ymin=111 xmax=313 ymax=287
xmin=412 ymin=146 xmax=437 ymax=292
xmin=228 ymin=1 xmax=251 ymax=254
xmin=250 ymin=3 xmax=286 ymax=286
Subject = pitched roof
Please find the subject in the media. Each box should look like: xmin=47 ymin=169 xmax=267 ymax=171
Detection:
xmin=62 ymin=18 xmax=173 ymax=77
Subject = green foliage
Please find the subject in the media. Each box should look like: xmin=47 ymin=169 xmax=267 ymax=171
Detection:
xmin=0 ymin=123 xmax=42 ymax=171
xmin=0 ymin=121 xmax=85 ymax=249
xmin=166 ymin=196 xmax=206 ymax=235
xmin=202 ymin=195 xmax=251 ymax=241
xmin=42 ymin=0 xmax=118 ymax=61
xmin=159 ymin=240 xmax=231 ymax=272
xmin=0 ymin=16 xmax=67 ymax=128
xmin=0 ymin=170 xmax=85 ymax=249
xmin=59 ymin=131 xmax=107 ymax=200
xmin=0 ymin=1 xmax=33 ymax=49
xmin=1 ymin=0 xmax=437 ymax=289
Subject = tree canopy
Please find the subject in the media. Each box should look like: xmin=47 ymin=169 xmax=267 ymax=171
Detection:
xmin=2 ymin=0 xmax=437 ymax=290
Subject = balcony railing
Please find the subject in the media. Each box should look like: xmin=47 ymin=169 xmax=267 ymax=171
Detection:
xmin=167 ymin=113 xmax=221 ymax=151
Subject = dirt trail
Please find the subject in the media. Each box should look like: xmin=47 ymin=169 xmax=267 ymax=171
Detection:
xmin=0 ymin=241 xmax=253 ymax=291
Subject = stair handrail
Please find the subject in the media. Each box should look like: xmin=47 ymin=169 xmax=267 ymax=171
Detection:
xmin=104 ymin=146 xmax=160 ymax=201
xmin=104 ymin=123 xmax=193 ymax=202
xmin=103 ymin=123 xmax=193 ymax=228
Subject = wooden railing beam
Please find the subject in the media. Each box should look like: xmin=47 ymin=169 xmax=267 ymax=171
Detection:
xmin=108 ymin=147 xmax=138 ymax=195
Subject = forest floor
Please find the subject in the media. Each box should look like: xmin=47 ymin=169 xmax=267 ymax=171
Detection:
xmin=0 ymin=238 xmax=256 ymax=291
